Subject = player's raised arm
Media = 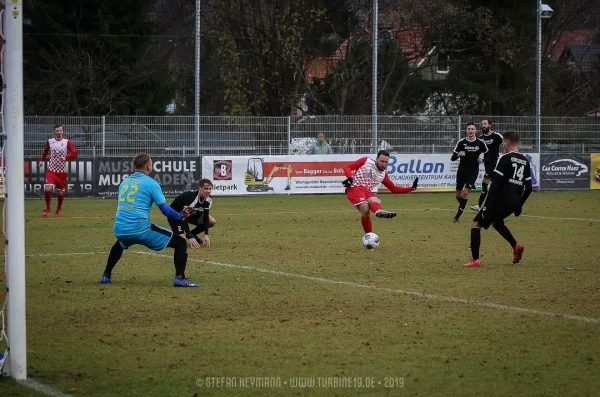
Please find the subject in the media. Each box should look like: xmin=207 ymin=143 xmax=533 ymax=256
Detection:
xmin=148 ymin=181 xmax=190 ymax=221
xmin=342 ymin=157 xmax=368 ymax=187
xmin=381 ymin=174 xmax=418 ymax=194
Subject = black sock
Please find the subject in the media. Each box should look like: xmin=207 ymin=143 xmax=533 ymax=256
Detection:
xmin=478 ymin=182 xmax=488 ymax=207
xmin=493 ymin=222 xmax=517 ymax=248
xmin=470 ymin=228 xmax=481 ymax=260
xmin=168 ymin=235 xmax=188 ymax=277
xmin=104 ymin=241 xmax=123 ymax=275
xmin=455 ymin=198 xmax=467 ymax=219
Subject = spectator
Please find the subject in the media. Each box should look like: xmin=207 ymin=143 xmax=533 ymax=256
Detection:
xmin=308 ymin=132 xmax=333 ymax=154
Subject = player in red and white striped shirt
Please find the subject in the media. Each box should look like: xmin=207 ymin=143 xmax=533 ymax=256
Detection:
xmin=38 ymin=124 xmax=78 ymax=216
xmin=342 ymin=150 xmax=419 ymax=234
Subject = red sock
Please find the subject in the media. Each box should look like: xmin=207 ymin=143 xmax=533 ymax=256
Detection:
xmin=370 ymin=202 xmax=382 ymax=213
xmin=44 ymin=190 xmax=52 ymax=210
xmin=57 ymin=193 xmax=64 ymax=210
xmin=361 ymin=216 xmax=372 ymax=233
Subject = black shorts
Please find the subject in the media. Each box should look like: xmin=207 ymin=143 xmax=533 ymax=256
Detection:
xmin=484 ymin=158 xmax=498 ymax=179
xmin=456 ymin=168 xmax=478 ymax=190
xmin=168 ymin=220 xmax=187 ymax=235
xmin=168 ymin=213 xmax=202 ymax=235
xmin=474 ymin=202 xmax=518 ymax=229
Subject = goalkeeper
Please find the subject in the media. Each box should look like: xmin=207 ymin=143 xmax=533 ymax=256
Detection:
xmin=100 ymin=154 xmax=199 ymax=287
xmin=168 ymin=178 xmax=215 ymax=249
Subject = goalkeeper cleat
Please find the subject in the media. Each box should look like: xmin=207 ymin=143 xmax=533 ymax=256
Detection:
xmin=470 ymin=205 xmax=480 ymax=211
xmin=464 ymin=259 xmax=482 ymax=268
xmin=41 ymin=209 xmax=50 ymax=217
xmin=512 ymin=244 xmax=525 ymax=264
xmin=100 ymin=273 xmax=112 ymax=284
xmin=173 ymin=275 xmax=200 ymax=288
xmin=375 ymin=210 xmax=397 ymax=219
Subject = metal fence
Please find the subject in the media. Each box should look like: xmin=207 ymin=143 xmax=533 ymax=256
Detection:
xmin=22 ymin=115 xmax=600 ymax=158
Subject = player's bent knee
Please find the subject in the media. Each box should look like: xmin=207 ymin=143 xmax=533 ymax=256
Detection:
xmin=44 ymin=184 xmax=54 ymax=192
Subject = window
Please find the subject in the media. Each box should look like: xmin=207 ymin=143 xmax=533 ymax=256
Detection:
xmin=437 ymin=53 xmax=450 ymax=74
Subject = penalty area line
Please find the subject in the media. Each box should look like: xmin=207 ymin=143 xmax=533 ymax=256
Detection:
xmin=22 ymin=208 xmax=600 ymax=222
xmin=135 ymin=251 xmax=600 ymax=325
xmin=18 ymin=379 xmax=72 ymax=397
xmin=26 ymin=252 xmax=105 ymax=257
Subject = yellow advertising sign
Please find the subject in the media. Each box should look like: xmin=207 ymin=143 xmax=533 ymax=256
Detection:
xmin=590 ymin=153 xmax=600 ymax=189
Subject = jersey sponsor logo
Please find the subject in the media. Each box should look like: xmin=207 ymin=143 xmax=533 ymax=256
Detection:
xmin=213 ymin=160 xmax=233 ymax=180
xmin=542 ymin=159 xmax=588 ymax=177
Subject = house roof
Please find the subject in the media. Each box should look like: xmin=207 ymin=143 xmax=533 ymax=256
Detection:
xmin=564 ymin=44 xmax=600 ymax=73
xmin=550 ymin=29 xmax=595 ymax=60
xmin=304 ymin=27 xmax=429 ymax=84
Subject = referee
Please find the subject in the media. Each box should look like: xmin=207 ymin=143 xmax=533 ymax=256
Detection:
xmin=451 ymin=122 xmax=488 ymax=223
xmin=169 ymin=178 xmax=216 ymax=248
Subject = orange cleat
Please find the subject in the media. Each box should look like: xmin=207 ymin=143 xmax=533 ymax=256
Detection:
xmin=464 ymin=259 xmax=482 ymax=268
xmin=41 ymin=209 xmax=50 ymax=217
xmin=55 ymin=209 xmax=61 ymax=216
xmin=512 ymin=244 xmax=525 ymax=264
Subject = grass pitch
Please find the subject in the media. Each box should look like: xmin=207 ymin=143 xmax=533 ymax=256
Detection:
xmin=1 ymin=190 xmax=599 ymax=396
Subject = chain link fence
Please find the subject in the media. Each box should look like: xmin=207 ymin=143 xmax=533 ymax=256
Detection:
xmin=23 ymin=115 xmax=600 ymax=158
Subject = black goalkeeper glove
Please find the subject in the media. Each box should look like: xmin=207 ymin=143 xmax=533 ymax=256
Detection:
xmin=342 ymin=177 xmax=353 ymax=187
xmin=179 ymin=206 xmax=198 ymax=220
xmin=412 ymin=177 xmax=419 ymax=190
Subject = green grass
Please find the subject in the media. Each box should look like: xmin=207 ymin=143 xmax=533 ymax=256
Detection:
xmin=1 ymin=191 xmax=599 ymax=396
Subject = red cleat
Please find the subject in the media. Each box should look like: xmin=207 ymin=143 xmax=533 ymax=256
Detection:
xmin=41 ymin=209 xmax=50 ymax=217
xmin=464 ymin=259 xmax=482 ymax=268
xmin=512 ymin=244 xmax=525 ymax=264
xmin=55 ymin=209 xmax=61 ymax=216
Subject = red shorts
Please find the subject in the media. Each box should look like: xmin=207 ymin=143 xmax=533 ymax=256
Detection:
xmin=46 ymin=170 xmax=67 ymax=190
xmin=345 ymin=185 xmax=375 ymax=207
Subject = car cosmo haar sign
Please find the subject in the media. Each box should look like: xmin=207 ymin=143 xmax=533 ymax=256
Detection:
xmin=540 ymin=154 xmax=590 ymax=190
xmin=202 ymin=154 xmax=540 ymax=196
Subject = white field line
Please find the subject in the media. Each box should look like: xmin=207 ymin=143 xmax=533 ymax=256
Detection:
xmin=21 ymin=208 xmax=600 ymax=222
xmin=18 ymin=379 xmax=72 ymax=397
xmin=136 ymin=251 xmax=600 ymax=324
xmin=26 ymin=252 xmax=105 ymax=257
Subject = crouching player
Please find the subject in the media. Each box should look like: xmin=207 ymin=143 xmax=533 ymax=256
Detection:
xmin=169 ymin=179 xmax=215 ymax=248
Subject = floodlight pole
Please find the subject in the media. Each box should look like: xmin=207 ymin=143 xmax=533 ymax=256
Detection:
xmin=371 ymin=0 xmax=378 ymax=154
xmin=535 ymin=0 xmax=542 ymax=154
xmin=3 ymin=0 xmax=27 ymax=381
xmin=194 ymin=0 xmax=201 ymax=156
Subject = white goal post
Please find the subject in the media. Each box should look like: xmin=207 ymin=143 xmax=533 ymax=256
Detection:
xmin=1 ymin=0 xmax=27 ymax=381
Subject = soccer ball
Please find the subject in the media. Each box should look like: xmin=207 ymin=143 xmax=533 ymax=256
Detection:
xmin=362 ymin=232 xmax=380 ymax=250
